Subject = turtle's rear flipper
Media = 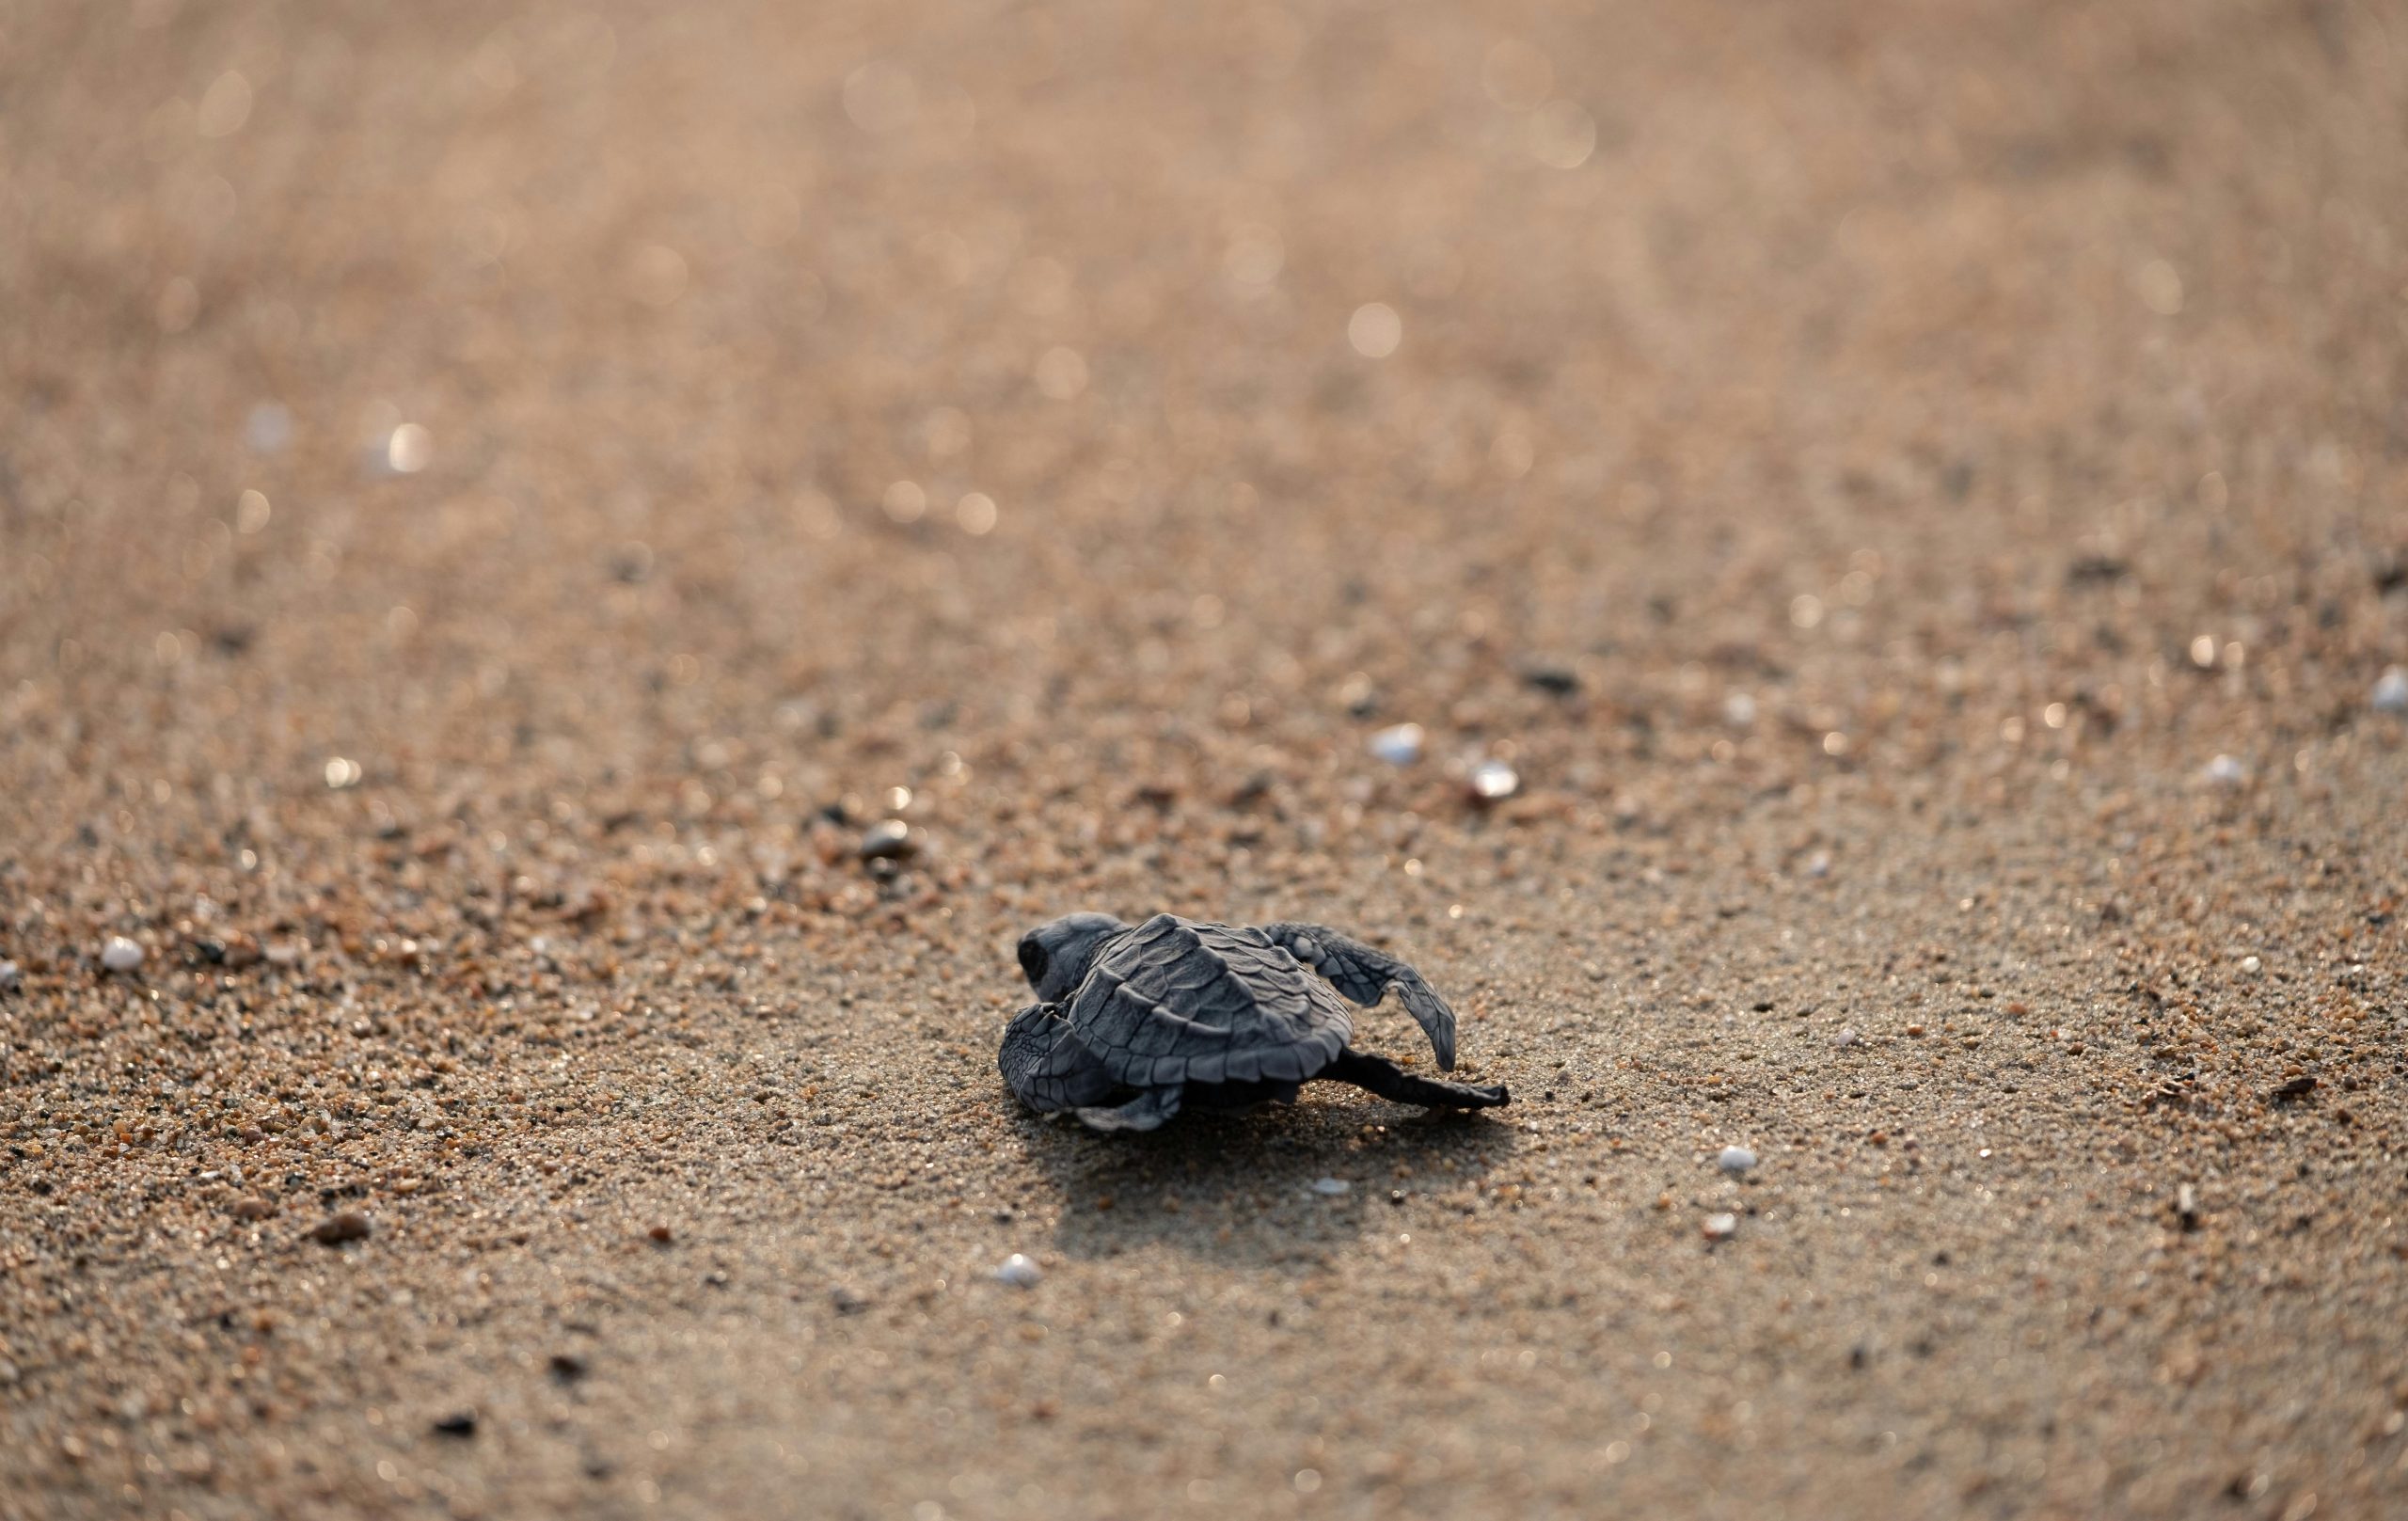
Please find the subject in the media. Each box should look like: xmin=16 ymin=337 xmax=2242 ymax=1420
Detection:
xmin=1262 ymin=922 xmax=1459 ymax=1070
xmin=1074 ymin=1085 xmax=1184 ymax=1133
xmin=1323 ymin=1048 xmax=1508 ymax=1109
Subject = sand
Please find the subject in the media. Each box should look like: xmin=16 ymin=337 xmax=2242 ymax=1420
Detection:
xmin=4 ymin=2 xmax=2406 ymax=1517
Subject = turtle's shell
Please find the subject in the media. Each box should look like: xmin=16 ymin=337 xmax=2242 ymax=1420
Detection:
xmin=1066 ymin=914 xmax=1351 ymax=1087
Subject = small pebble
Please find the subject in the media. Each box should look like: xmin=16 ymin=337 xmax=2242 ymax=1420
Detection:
xmin=993 ymin=1254 xmax=1042 ymax=1289
xmin=2202 ymin=754 xmax=2247 ymax=787
xmin=1521 ymin=664 xmax=1580 ymax=696
xmin=858 ymin=819 xmax=914 ymax=862
xmin=381 ymin=422 xmax=432 ymax=475
xmin=1309 ymin=1177 xmax=1353 ymax=1196
xmin=547 ymin=1354 xmax=590 ymax=1383
xmin=1368 ymin=723 xmax=1424 ymax=766
xmin=1717 ymin=1146 xmax=1758 ymax=1175
xmin=647 ymin=1224 xmax=673 ymax=1244
xmin=831 ymin=1286 xmax=869 ymax=1315
xmin=2373 ymin=666 xmax=2408 ymax=715
xmin=309 ymin=1211 xmax=372 ymax=1245
xmin=432 ymin=1412 xmax=477 ymax=1438
xmin=101 ymin=937 xmax=144 ymax=974
xmin=0 ymin=959 xmax=19 ymax=990
xmin=229 ymin=1198 xmax=277 ymax=1221
xmin=1468 ymin=760 xmax=1520 ymax=802
xmin=1722 ymin=692 xmax=1758 ymax=728
xmin=1703 ymin=1212 xmax=1738 ymax=1243
xmin=1832 ymin=1027 xmax=1858 ymax=1048
xmin=2239 ymin=955 xmax=2262 ymax=974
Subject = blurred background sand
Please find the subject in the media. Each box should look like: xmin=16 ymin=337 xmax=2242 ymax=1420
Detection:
xmin=4 ymin=2 xmax=2407 ymax=1517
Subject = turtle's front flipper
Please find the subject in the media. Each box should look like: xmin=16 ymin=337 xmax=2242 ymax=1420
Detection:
xmin=1261 ymin=923 xmax=1459 ymax=1069
xmin=1074 ymin=1085 xmax=1184 ymax=1133
xmin=1001 ymin=1003 xmax=1118 ymax=1114
xmin=1321 ymin=1048 xmax=1507 ymax=1110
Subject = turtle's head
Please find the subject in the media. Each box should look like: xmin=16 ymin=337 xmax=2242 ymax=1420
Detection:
xmin=1017 ymin=912 xmax=1126 ymax=1002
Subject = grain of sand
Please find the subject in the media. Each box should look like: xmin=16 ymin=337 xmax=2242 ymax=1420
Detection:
xmin=4 ymin=4 xmax=2407 ymax=1518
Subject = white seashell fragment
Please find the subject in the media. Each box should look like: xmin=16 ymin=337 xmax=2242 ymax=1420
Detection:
xmin=993 ymin=1254 xmax=1041 ymax=1289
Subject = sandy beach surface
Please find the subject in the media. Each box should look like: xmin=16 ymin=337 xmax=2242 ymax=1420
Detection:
xmin=5 ymin=2 xmax=2407 ymax=1517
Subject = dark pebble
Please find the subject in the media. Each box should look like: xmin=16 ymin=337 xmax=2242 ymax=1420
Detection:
xmin=1521 ymin=664 xmax=1581 ymax=696
xmin=309 ymin=1211 xmax=372 ymax=1245
xmin=432 ymin=1412 xmax=477 ymax=1438
xmin=858 ymin=820 xmax=914 ymax=862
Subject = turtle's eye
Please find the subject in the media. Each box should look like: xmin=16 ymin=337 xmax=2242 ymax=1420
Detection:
xmin=1017 ymin=934 xmax=1049 ymax=988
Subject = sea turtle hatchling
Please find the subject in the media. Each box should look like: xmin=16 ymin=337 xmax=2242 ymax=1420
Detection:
xmin=999 ymin=912 xmax=1510 ymax=1132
